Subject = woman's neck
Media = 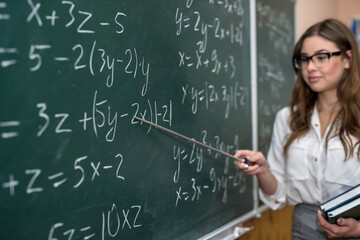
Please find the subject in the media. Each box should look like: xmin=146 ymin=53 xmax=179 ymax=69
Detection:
xmin=316 ymin=92 xmax=340 ymax=112
xmin=316 ymin=93 xmax=340 ymax=138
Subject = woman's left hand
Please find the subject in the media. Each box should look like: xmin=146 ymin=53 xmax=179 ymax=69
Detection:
xmin=317 ymin=210 xmax=360 ymax=238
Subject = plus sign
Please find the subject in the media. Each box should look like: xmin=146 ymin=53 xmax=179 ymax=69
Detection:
xmin=2 ymin=174 xmax=19 ymax=196
xmin=45 ymin=10 xmax=59 ymax=26
xmin=79 ymin=112 xmax=92 ymax=130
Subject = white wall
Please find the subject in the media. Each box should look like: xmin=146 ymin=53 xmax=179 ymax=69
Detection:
xmin=296 ymin=0 xmax=360 ymax=39
xmin=336 ymin=0 xmax=360 ymax=25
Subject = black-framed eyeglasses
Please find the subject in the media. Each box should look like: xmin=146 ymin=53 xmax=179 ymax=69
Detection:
xmin=293 ymin=51 xmax=343 ymax=70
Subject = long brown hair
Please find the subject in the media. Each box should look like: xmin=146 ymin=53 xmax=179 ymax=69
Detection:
xmin=284 ymin=19 xmax=360 ymax=159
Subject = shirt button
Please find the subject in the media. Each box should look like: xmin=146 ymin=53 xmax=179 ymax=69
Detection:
xmin=314 ymin=124 xmax=319 ymax=127
xmin=315 ymin=158 xmax=318 ymax=162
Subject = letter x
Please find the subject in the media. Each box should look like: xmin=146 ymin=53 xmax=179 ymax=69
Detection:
xmin=91 ymin=162 xmax=100 ymax=181
xmin=27 ymin=0 xmax=43 ymax=26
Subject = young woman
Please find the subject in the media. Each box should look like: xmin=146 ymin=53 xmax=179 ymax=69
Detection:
xmin=234 ymin=19 xmax=360 ymax=239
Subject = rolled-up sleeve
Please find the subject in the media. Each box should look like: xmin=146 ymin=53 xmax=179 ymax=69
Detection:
xmin=259 ymin=108 xmax=289 ymax=210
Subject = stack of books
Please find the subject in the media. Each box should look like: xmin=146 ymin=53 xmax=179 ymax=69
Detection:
xmin=320 ymin=184 xmax=360 ymax=224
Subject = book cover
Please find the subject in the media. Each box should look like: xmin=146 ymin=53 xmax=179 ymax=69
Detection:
xmin=326 ymin=197 xmax=360 ymax=224
xmin=320 ymin=184 xmax=360 ymax=213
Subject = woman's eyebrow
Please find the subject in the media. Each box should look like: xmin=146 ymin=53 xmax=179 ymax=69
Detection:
xmin=300 ymin=49 xmax=330 ymax=56
xmin=314 ymin=49 xmax=330 ymax=54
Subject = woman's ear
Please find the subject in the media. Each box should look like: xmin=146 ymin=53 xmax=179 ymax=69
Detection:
xmin=344 ymin=50 xmax=352 ymax=69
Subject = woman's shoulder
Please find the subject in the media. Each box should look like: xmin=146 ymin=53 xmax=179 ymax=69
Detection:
xmin=275 ymin=106 xmax=291 ymax=121
xmin=271 ymin=106 xmax=291 ymax=132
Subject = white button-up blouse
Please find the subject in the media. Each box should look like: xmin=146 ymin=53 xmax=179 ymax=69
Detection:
xmin=260 ymin=107 xmax=360 ymax=210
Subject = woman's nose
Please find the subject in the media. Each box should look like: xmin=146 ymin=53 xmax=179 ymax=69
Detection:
xmin=306 ymin=59 xmax=318 ymax=71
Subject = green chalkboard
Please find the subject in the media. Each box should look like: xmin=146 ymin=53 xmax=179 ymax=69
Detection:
xmin=256 ymin=0 xmax=295 ymax=154
xmin=0 ymin=1 xmax=256 ymax=239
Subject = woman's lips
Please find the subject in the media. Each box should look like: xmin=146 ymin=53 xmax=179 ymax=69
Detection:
xmin=309 ymin=76 xmax=321 ymax=82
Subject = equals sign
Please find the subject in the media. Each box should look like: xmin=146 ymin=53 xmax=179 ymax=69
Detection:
xmin=0 ymin=2 xmax=10 ymax=20
xmin=0 ymin=121 xmax=20 ymax=139
xmin=0 ymin=47 xmax=18 ymax=68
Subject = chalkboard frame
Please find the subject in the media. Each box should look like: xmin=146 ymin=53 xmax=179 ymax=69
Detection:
xmin=0 ymin=0 xmax=295 ymax=239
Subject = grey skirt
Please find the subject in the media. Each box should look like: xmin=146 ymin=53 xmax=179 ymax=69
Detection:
xmin=292 ymin=203 xmax=360 ymax=240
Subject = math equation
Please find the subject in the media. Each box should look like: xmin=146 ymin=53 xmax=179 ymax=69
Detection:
xmin=0 ymin=0 xmax=254 ymax=239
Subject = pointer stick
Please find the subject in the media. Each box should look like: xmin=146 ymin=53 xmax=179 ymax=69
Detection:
xmin=134 ymin=116 xmax=252 ymax=165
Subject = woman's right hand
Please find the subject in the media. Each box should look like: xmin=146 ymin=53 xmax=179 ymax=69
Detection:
xmin=234 ymin=150 xmax=269 ymax=176
xmin=234 ymin=149 xmax=277 ymax=195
